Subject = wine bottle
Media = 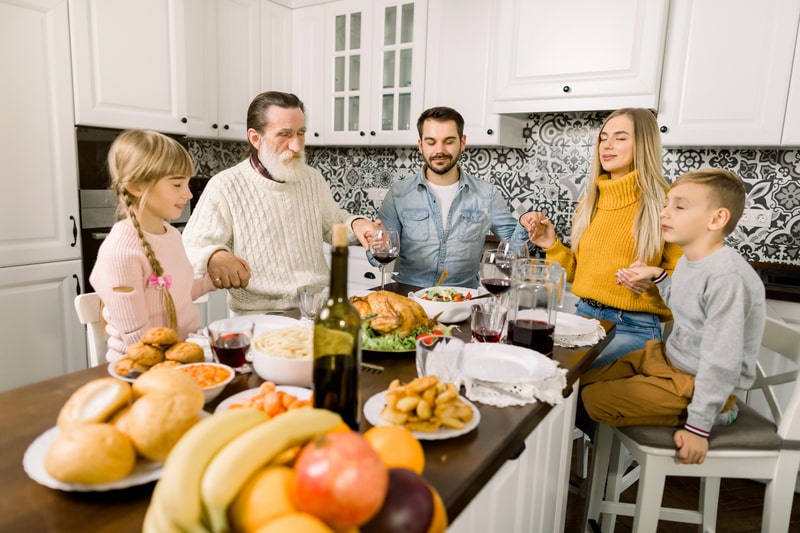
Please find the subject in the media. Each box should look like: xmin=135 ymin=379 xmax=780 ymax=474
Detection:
xmin=313 ymin=223 xmax=361 ymax=429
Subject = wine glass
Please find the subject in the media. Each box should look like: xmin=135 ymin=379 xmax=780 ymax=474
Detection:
xmin=208 ymin=317 xmax=254 ymax=374
xmin=497 ymin=239 xmax=529 ymax=259
xmin=479 ymin=250 xmax=514 ymax=304
xmin=370 ymin=228 xmax=400 ymax=290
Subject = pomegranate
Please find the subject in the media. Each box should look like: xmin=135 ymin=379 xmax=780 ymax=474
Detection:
xmin=291 ymin=430 xmax=389 ymax=529
xmin=361 ymin=467 xmax=435 ymax=533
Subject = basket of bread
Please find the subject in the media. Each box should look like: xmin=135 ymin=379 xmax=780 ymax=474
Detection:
xmin=112 ymin=327 xmax=206 ymax=379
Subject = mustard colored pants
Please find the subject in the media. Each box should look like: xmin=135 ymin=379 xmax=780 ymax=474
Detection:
xmin=580 ymin=339 xmax=735 ymax=427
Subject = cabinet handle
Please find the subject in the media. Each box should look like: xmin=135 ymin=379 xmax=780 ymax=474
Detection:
xmin=314 ymin=132 xmax=320 ymax=137
xmin=660 ymin=125 xmax=668 ymax=133
xmin=212 ymin=123 xmax=218 ymax=129
xmin=509 ymin=442 xmax=526 ymax=460
xmin=223 ymin=124 xmax=230 ymax=130
xmin=360 ymin=131 xmax=366 ymax=137
xmin=69 ymin=215 xmax=77 ymax=247
xmin=73 ymin=274 xmax=81 ymax=296
xmin=181 ymin=117 xmax=188 ymax=124
xmin=486 ymin=129 xmax=494 ymax=135
xmin=562 ymin=85 xmax=571 ymax=93
xmin=370 ymin=130 xmax=376 ymax=136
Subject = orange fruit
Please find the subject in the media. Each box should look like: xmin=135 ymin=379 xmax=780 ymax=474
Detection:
xmin=427 ymin=484 xmax=448 ymax=533
xmin=229 ymin=466 xmax=297 ymax=533
xmin=363 ymin=425 xmax=425 ymax=474
xmin=254 ymin=512 xmax=334 ymax=533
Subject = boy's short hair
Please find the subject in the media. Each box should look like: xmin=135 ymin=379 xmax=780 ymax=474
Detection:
xmin=672 ymin=168 xmax=746 ymax=235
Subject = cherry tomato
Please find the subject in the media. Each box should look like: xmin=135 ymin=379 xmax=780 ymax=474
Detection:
xmin=415 ymin=333 xmax=434 ymax=345
xmin=431 ymin=329 xmax=443 ymax=336
xmin=452 ymin=294 xmax=464 ymax=302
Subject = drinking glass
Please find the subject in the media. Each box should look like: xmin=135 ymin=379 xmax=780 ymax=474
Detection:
xmin=297 ymin=284 xmax=328 ymax=323
xmin=415 ymin=335 xmax=465 ymax=383
xmin=479 ymin=250 xmax=514 ymax=304
xmin=208 ymin=317 xmax=254 ymax=374
xmin=470 ymin=301 xmax=507 ymax=343
xmin=370 ymin=228 xmax=400 ymax=290
xmin=497 ymin=239 xmax=529 ymax=259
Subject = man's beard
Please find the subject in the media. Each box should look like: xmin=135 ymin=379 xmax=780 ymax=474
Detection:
xmin=258 ymin=145 xmax=307 ymax=183
xmin=423 ymin=151 xmax=460 ymax=175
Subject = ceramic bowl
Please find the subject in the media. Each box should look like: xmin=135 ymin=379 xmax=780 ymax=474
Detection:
xmin=410 ymin=286 xmax=484 ymax=323
xmin=251 ymin=329 xmax=313 ymax=387
xmin=175 ymin=362 xmax=235 ymax=403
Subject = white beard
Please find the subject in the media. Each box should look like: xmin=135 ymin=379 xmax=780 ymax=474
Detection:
xmin=258 ymin=145 xmax=307 ymax=183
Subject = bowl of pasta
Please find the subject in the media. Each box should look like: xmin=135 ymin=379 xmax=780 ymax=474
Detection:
xmin=251 ymin=325 xmax=313 ymax=387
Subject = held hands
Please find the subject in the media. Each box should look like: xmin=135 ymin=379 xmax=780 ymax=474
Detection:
xmin=520 ymin=211 xmax=556 ymax=249
xmin=615 ymin=261 xmax=662 ymax=295
xmin=673 ymin=429 xmax=708 ymax=464
xmin=351 ymin=218 xmax=378 ymax=249
xmin=208 ymin=250 xmax=251 ymax=289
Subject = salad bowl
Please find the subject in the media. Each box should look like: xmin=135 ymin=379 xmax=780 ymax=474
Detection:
xmin=410 ymin=286 xmax=483 ymax=323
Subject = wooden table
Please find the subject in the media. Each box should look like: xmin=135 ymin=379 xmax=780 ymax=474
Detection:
xmin=0 ymin=284 xmax=613 ymax=532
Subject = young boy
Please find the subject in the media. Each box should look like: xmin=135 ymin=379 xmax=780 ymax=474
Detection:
xmin=580 ymin=168 xmax=766 ymax=465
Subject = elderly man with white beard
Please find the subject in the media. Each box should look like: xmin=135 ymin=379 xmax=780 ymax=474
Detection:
xmin=182 ymin=91 xmax=376 ymax=315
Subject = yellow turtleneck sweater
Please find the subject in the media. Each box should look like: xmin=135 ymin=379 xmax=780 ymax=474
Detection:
xmin=544 ymin=170 xmax=682 ymax=320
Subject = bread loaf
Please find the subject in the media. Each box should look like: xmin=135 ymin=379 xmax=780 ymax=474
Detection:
xmin=120 ymin=391 xmax=200 ymax=461
xmin=44 ymin=423 xmax=136 ymax=484
xmin=56 ymin=378 xmax=132 ymax=428
xmin=131 ymin=367 xmax=204 ymax=411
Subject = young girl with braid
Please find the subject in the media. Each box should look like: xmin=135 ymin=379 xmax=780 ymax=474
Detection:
xmin=90 ymin=130 xmax=216 ymax=362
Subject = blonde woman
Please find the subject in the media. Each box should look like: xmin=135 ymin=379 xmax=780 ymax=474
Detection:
xmin=89 ymin=130 xmax=216 ymax=362
xmin=521 ymin=108 xmax=683 ymax=368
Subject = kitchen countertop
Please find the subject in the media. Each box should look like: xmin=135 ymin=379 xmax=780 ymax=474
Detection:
xmin=750 ymin=262 xmax=800 ymax=303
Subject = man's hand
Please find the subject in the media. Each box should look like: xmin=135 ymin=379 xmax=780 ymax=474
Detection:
xmin=207 ymin=250 xmax=251 ymax=289
xmin=673 ymin=429 xmax=708 ymax=464
xmin=615 ymin=261 xmax=662 ymax=294
xmin=351 ymin=218 xmax=377 ymax=249
xmin=519 ymin=211 xmax=556 ymax=249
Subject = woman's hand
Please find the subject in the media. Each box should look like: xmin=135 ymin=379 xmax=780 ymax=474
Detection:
xmin=208 ymin=250 xmax=251 ymax=289
xmin=615 ymin=261 xmax=661 ymax=294
xmin=520 ymin=211 xmax=556 ymax=249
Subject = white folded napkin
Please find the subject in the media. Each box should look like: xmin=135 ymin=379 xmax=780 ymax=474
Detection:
xmin=460 ymin=366 xmax=567 ymax=407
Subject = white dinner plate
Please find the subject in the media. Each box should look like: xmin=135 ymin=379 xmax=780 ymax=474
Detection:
xmin=107 ymin=364 xmax=137 ymax=383
xmin=214 ymin=385 xmax=312 ymax=414
xmin=462 ymin=343 xmax=558 ymax=384
xmin=555 ymin=312 xmax=597 ymax=337
xmin=23 ymin=426 xmax=162 ymax=492
xmin=363 ymin=391 xmax=480 ymax=440
xmin=239 ymin=314 xmax=301 ymax=336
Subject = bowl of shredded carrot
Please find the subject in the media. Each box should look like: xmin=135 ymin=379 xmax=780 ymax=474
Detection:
xmin=176 ymin=362 xmax=235 ymax=403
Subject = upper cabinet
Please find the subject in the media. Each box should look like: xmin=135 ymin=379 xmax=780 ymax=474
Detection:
xmin=657 ymin=0 xmax=800 ymax=147
xmin=69 ymin=0 xmax=189 ymax=135
xmin=185 ymin=0 xmax=263 ymax=140
xmin=292 ymin=3 xmax=327 ymax=145
xmin=322 ymin=0 xmax=427 ymax=146
xmin=424 ymin=0 xmax=524 ymax=147
xmin=781 ymin=32 xmax=800 ymax=145
xmin=490 ymin=0 xmax=669 ymax=114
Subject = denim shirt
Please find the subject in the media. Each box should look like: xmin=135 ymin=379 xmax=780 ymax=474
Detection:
xmin=377 ymin=168 xmax=522 ymax=288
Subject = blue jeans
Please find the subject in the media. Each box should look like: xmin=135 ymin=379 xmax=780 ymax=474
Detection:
xmin=575 ymin=299 xmax=663 ymax=369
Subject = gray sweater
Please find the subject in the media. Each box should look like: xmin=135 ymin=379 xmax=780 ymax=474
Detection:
xmin=657 ymin=246 xmax=765 ymax=434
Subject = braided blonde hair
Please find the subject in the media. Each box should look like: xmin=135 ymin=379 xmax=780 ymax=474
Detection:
xmin=570 ymin=108 xmax=668 ymax=263
xmin=107 ymin=130 xmax=194 ymax=331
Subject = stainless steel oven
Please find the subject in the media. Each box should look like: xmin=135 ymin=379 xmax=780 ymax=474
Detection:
xmin=76 ymin=126 xmax=192 ymax=292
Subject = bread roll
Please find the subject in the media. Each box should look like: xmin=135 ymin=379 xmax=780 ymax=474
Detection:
xmin=126 ymin=342 xmax=165 ymax=366
xmin=141 ymin=327 xmax=179 ymax=347
xmin=57 ymin=378 xmax=132 ymax=428
xmin=165 ymin=341 xmax=205 ymax=363
xmin=131 ymin=368 xmax=204 ymax=411
xmin=149 ymin=360 xmax=183 ymax=371
xmin=44 ymin=423 xmax=136 ymax=484
xmin=121 ymin=391 xmax=200 ymax=461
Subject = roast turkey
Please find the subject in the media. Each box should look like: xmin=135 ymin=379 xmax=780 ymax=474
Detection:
xmin=350 ymin=291 xmax=436 ymax=338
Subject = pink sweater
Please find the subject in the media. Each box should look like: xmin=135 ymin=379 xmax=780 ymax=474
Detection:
xmin=89 ymin=220 xmax=216 ymax=362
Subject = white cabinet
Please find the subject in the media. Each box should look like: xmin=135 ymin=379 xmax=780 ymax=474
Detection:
xmin=322 ymin=0 xmax=427 ymax=146
xmin=1 ymin=0 xmax=88 ymax=392
xmin=424 ymin=0 xmax=524 ymax=148
xmin=490 ymin=0 xmax=669 ymax=114
xmin=185 ymin=0 xmax=265 ymax=140
xmin=292 ymin=4 xmax=327 ymax=145
xmin=449 ymin=387 xmax=577 ymax=533
xmin=781 ymin=33 xmax=800 ymax=145
xmin=657 ymin=0 xmax=800 ymax=147
xmin=261 ymin=1 xmax=293 ymax=95
xmin=69 ymin=0 xmax=189 ymax=135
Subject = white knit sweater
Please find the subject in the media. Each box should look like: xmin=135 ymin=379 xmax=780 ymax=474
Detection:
xmin=182 ymin=159 xmax=362 ymax=314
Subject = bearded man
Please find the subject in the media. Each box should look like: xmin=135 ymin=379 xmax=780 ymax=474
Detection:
xmin=182 ymin=91 xmax=375 ymax=314
xmin=376 ymin=106 xmax=524 ymax=288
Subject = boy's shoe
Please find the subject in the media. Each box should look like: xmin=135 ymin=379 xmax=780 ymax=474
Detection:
xmin=713 ymin=403 xmax=739 ymax=426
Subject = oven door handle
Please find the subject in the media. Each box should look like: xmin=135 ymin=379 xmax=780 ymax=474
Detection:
xmin=91 ymin=231 xmax=110 ymax=241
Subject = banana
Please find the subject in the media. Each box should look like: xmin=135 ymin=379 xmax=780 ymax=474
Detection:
xmin=201 ymin=407 xmax=343 ymax=533
xmin=143 ymin=483 xmax=184 ymax=533
xmin=149 ymin=407 xmax=267 ymax=532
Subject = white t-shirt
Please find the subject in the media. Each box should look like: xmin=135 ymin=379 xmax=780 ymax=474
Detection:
xmin=426 ymin=180 xmax=459 ymax=227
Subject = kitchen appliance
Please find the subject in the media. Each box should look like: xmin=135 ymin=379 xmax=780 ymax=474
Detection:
xmin=76 ymin=126 xmax=192 ymax=293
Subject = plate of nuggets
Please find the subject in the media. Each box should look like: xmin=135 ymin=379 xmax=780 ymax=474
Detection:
xmin=363 ymin=375 xmax=480 ymax=440
xmin=108 ymin=327 xmax=207 ymax=382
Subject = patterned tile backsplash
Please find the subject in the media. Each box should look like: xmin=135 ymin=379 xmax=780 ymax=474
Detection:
xmin=188 ymin=112 xmax=799 ymax=265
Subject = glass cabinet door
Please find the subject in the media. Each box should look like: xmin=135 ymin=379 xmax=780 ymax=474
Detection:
xmin=332 ymin=10 xmax=363 ymax=133
xmin=380 ymin=3 xmax=415 ymax=132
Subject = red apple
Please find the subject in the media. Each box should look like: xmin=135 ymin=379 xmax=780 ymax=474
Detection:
xmin=291 ymin=430 xmax=389 ymax=529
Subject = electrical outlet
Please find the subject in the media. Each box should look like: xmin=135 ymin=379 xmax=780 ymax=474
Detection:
xmin=740 ymin=208 xmax=772 ymax=228
xmin=367 ymin=188 xmax=387 ymax=202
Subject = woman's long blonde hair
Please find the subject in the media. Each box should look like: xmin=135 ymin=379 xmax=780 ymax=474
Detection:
xmin=107 ymin=130 xmax=194 ymax=330
xmin=570 ymin=108 xmax=668 ymax=262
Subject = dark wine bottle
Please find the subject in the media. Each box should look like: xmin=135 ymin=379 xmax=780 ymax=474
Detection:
xmin=313 ymin=223 xmax=361 ymax=429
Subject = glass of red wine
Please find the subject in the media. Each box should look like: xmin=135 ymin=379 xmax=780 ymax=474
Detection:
xmin=370 ymin=227 xmax=400 ymax=290
xmin=479 ymin=250 xmax=514 ymax=304
xmin=208 ymin=317 xmax=254 ymax=374
xmin=470 ymin=301 xmax=507 ymax=343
